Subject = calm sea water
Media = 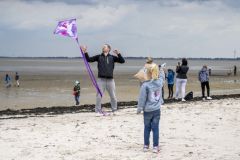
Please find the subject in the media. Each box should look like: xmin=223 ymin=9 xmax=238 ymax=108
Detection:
xmin=0 ymin=58 xmax=239 ymax=74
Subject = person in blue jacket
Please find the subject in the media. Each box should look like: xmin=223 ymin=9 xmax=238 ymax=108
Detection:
xmin=198 ymin=65 xmax=212 ymax=100
xmin=166 ymin=69 xmax=175 ymax=99
xmin=5 ymin=74 xmax=11 ymax=88
xmin=137 ymin=64 xmax=165 ymax=153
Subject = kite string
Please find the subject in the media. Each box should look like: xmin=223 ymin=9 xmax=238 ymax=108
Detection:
xmin=75 ymin=38 xmax=103 ymax=97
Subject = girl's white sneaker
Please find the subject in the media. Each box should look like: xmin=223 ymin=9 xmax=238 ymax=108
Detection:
xmin=143 ymin=145 xmax=149 ymax=152
xmin=153 ymin=146 xmax=160 ymax=153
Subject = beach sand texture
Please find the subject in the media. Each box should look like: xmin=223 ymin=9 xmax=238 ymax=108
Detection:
xmin=0 ymin=98 xmax=240 ymax=160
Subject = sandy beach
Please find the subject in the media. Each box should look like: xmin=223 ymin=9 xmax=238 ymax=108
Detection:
xmin=0 ymin=98 xmax=240 ymax=160
xmin=2 ymin=0 xmax=240 ymax=159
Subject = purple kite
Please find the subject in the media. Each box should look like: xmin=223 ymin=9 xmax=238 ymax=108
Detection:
xmin=54 ymin=18 xmax=102 ymax=97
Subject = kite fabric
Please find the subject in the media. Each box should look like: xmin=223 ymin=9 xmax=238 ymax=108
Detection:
xmin=54 ymin=18 xmax=103 ymax=97
xmin=54 ymin=18 xmax=78 ymax=39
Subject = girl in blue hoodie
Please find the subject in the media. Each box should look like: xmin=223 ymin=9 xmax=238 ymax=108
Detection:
xmin=137 ymin=64 xmax=165 ymax=153
xmin=166 ymin=69 xmax=175 ymax=99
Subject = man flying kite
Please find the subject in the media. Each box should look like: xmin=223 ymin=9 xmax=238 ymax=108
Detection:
xmin=81 ymin=44 xmax=125 ymax=116
xmin=54 ymin=18 xmax=125 ymax=116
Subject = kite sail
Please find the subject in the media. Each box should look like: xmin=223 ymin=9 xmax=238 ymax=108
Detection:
xmin=54 ymin=18 xmax=102 ymax=97
xmin=54 ymin=19 xmax=77 ymax=39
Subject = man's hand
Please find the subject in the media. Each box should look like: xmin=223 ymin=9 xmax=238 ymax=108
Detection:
xmin=80 ymin=45 xmax=87 ymax=54
xmin=113 ymin=49 xmax=120 ymax=55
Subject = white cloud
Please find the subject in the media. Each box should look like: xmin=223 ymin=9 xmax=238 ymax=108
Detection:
xmin=0 ymin=0 xmax=136 ymax=30
xmin=1 ymin=0 xmax=240 ymax=58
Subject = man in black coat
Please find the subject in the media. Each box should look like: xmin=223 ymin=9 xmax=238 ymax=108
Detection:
xmin=81 ymin=44 xmax=125 ymax=116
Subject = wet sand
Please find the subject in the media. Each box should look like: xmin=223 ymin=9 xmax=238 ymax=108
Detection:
xmin=0 ymin=58 xmax=239 ymax=110
xmin=1 ymin=71 xmax=240 ymax=110
xmin=0 ymin=98 xmax=239 ymax=160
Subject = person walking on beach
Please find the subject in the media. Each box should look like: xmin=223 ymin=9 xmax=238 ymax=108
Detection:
xmin=199 ymin=65 xmax=212 ymax=100
xmin=5 ymin=74 xmax=11 ymax=88
xmin=15 ymin=72 xmax=20 ymax=87
xmin=175 ymin=58 xmax=189 ymax=101
xmin=166 ymin=69 xmax=175 ymax=99
xmin=234 ymin=65 xmax=237 ymax=76
xmin=81 ymin=44 xmax=125 ymax=116
xmin=73 ymin=81 xmax=81 ymax=105
xmin=137 ymin=63 xmax=165 ymax=153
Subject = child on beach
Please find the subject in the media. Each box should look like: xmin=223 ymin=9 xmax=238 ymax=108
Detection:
xmin=5 ymin=74 xmax=11 ymax=88
xmin=166 ymin=69 xmax=175 ymax=99
xmin=73 ymin=81 xmax=81 ymax=105
xmin=137 ymin=63 xmax=165 ymax=153
xmin=198 ymin=65 xmax=212 ymax=100
xmin=15 ymin=72 xmax=20 ymax=87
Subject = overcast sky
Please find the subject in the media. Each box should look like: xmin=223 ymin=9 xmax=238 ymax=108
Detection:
xmin=0 ymin=0 xmax=240 ymax=58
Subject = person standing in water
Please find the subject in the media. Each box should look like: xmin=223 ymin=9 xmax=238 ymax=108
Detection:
xmin=15 ymin=72 xmax=20 ymax=87
xmin=199 ymin=65 xmax=212 ymax=100
xmin=73 ymin=81 xmax=81 ymax=105
xmin=175 ymin=58 xmax=189 ymax=101
xmin=5 ymin=74 xmax=11 ymax=88
xmin=234 ymin=65 xmax=237 ymax=76
xmin=81 ymin=44 xmax=125 ymax=116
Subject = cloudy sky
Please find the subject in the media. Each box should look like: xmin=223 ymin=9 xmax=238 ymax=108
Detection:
xmin=0 ymin=0 xmax=240 ymax=58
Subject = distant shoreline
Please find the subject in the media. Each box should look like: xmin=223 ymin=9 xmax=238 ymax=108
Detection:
xmin=0 ymin=56 xmax=239 ymax=60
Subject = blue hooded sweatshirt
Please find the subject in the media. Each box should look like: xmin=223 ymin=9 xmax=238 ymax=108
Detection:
xmin=137 ymin=71 xmax=165 ymax=113
xmin=198 ymin=67 xmax=209 ymax=82
xmin=166 ymin=69 xmax=175 ymax=85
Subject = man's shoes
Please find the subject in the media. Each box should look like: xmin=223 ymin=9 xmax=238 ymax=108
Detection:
xmin=95 ymin=112 xmax=104 ymax=117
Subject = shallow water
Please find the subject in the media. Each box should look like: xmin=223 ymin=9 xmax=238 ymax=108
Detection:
xmin=0 ymin=58 xmax=239 ymax=73
xmin=0 ymin=58 xmax=239 ymax=110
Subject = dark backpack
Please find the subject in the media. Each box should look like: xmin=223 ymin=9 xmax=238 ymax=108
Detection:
xmin=184 ymin=91 xmax=193 ymax=101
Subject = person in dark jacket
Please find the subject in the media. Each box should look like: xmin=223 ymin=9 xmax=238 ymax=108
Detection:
xmin=166 ymin=69 xmax=175 ymax=99
xmin=73 ymin=81 xmax=81 ymax=105
xmin=234 ymin=65 xmax=237 ymax=76
xmin=175 ymin=58 xmax=189 ymax=101
xmin=81 ymin=44 xmax=125 ymax=116
xmin=15 ymin=72 xmax=20 ymax=87
xmin=198 ymin=65 xmax=212 ymax=100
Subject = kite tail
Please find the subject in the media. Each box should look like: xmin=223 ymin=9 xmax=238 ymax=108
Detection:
xmin=75 ymin=38 xmax=103 ymax=97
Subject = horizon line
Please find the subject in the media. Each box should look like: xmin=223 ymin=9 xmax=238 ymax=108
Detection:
xmin=0 ymin=56 xmax=239 ymax=60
